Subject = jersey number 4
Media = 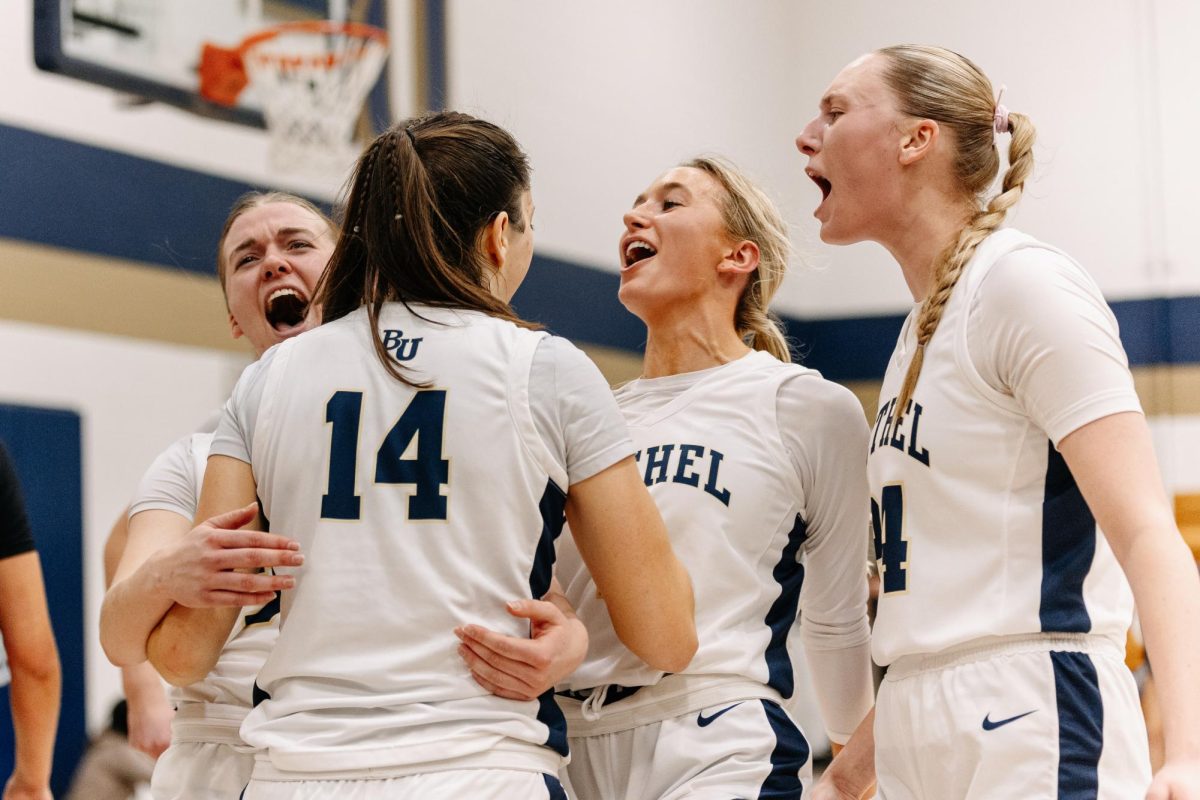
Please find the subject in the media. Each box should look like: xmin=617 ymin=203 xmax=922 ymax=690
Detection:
xmin=871 ymin=484 xmax=908 ymax=593
xmin=321 ymin=389 xmax=449 ymax=521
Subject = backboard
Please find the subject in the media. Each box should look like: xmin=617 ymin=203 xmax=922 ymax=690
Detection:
xmin=33 ymin=0 xmax=391 ymax=128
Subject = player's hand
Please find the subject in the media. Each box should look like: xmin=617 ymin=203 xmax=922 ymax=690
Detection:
xmin=150 ymin=503 xmax=302 ymax=608
xmin=3 ymin=775 xmax=52 ymax=800
xmin=126 ymin=683 xmax=175 ymax=758
xmin=454 ymin=598 xmax=588 ymax=701
xmin=1146 ymin=757 xmax=1200 ymax=800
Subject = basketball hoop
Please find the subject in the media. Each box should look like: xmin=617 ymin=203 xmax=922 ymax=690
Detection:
xmin=199 ymin=20 xmax=388 ymax=174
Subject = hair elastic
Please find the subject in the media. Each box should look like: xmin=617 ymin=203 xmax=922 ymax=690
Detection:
xmin=993 ymin=85 xmax=1010 ymax=134
xmin=404 ymin=127 xmax=417 ymax=146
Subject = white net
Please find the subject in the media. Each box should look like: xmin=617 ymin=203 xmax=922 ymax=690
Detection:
xmin=242 ymin=23 xmax=388 ymax=174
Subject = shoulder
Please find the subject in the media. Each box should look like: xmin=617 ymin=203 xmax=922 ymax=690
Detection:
xmin=777 ymin=370 xmax=868 ymax=432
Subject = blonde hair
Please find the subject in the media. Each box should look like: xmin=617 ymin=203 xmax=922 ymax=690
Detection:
xmin=683 ymin=156 xmax=793 ymax=362
xmin=876 ymin=45 xmax=1036 ymax=416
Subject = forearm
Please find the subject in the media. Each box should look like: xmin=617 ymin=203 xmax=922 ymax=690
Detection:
xmin=146 ymin=603 xmax=239 ymax=686
xmin=7 ymin=651 xmax=61 ymax=790
xmin=802 ymin=614 xmax=874 ymax=745
xmin=1123 ymin=532 xmax=1200 ymax=761
xmin=100 ymin=560 xmax=175 ymax=666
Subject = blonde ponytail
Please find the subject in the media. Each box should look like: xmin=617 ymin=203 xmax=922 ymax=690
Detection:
xmin=878 ymin=46 xmax=1037 ymax=416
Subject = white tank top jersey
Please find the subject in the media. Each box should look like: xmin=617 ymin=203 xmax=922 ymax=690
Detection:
xmin=129 ymin=432 xmax=279 ymax=714
xmin=868 ymin=228 xmax=1142 ymax=667
xmin=557 ymin=351 xmax=872 ymax=738
xmin=209 ymin=303 xmax=633 ymax=776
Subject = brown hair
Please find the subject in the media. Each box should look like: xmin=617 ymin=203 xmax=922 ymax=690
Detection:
xmin=876 ymin=45 xmax=1036 ymax=415
xmin=215 ymin=191 xmax=337 ymax=297
xmin=682 ymin=156 xmax=793 ymax=362
xmin=313 ymin=111 xmax=535 ymax=385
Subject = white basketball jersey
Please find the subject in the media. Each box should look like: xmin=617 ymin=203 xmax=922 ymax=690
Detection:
xmin=238 ymin=304 xmax=570 ymax=774
xmin=140 ymin=433 xmax=280 ymax=712
xmin=560 ymin=351 xmax=815 ymax=698
xmin=867 ymin=229 xmax=1134 ymax=666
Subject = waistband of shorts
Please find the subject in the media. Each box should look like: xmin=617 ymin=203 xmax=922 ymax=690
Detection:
xmin=556 ymin=673 xmax=781 ymax=737
xmin=884 ymin=633 xmax=1125 ymax=681
xmin=171 ymin=702 xmax=250 ymax=746
xmin=252 ymin=744 xmax=563 ymax=781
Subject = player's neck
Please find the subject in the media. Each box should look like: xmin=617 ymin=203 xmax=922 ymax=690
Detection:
xmin=642 ymin=317 xmax=750 ymax=379
xmin=882 ymin=196 xmax=977 ymax=302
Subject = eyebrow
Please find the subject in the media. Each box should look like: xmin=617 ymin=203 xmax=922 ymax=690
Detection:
xmin=228 ymin=227 xmax=318 ymax=257
xmin=632 ymin=181 xmax=692 ymax=208
xmin=821 ymin=92 xmax=849 ymax=110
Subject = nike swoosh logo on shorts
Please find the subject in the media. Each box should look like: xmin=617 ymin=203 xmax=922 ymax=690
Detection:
xmin=981 ymin=709 xmax=1037 ymax=731
xmin=697 ymin=702 xmax=743 ymax=727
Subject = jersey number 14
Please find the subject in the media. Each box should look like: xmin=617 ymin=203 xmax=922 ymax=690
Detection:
xmin=871 ymin=484 xmax=908 ymax=593
xmin=321 ymin=390 xmax=449 ymax=521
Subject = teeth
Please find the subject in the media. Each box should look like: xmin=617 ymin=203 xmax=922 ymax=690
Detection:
xmin=624 ymin=241 xmax=656 ymax=259
xmin=268 ymin=288 xmax=299 ymax=303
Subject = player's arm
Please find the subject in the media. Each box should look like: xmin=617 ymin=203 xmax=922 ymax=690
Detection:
xmin=566 ymin=456 xmax=697 ymax=673
xmin=103 ymin=512 xmax=173 ymax=757
xmin=454 ymin=577 xmax=588 ymax=701
xmin=1059 ymin=412 xmax=1200 ymax=798
xmin=0 ymin=552 xmax=60 ymax=800
xmin=147 ymin=455 xmax=280 ymax=687
xmin=812 ymin=708 xmax=876 ymax=800
xmin=783 ymin=378 xmax=875 ymax=752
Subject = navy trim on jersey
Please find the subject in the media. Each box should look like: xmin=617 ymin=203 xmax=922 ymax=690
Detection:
xmin=758 ymin=699 xmax=809 ymax=798
xmin=542 ymin=772 xmax=568 ymax=800
xmin=1040 ymin=443 xmax=1095 ymax=633
xmin=1050 ymin=651 xmax=1103 ymax=798
xmin=252 ymin=681 xmax=270 ymax=709
xmin=532 ymin=480 xmax=569 ymax=757
xmin=763 ymin=514 xmax=809 ymax=698
xmin=529 ymin=480 xmax=566 ymax=599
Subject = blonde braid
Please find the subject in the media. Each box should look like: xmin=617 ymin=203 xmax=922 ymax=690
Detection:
xmin=895 ymin=112 xmax=1036 ymax=415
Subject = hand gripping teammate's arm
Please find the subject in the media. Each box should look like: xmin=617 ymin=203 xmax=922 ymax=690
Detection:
xmin=101 ymin=443 xmax=299 ymax=670
xmin=455 ymin=578 xmax=588 ymax=701
xmin=146 ymin=456 xmax=294 ymax=687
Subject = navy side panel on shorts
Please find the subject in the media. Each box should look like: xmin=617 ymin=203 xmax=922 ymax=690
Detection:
xmin=764 ymin=514 xmax=808 ymax=698
xmin=1051 ymin=651 xmax=1103 ymax=798
xmin=542 ymin=773 xmax=568 ymax=800
xmin=758 ymin=699 xmax=809 ymax=799
xmin=1040 ymin=443 xmax=1095 ymax=633
xmin=532 ymin=480 xmax=569 ymax=757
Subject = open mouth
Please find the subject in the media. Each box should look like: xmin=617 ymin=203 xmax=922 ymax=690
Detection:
xmin=623 ymin=239 xmax=657 ymax=269
xmin=809 ymin=172 xmax=832 ymax=201
xmin=265 ymin=288 xmax=310 ymax=332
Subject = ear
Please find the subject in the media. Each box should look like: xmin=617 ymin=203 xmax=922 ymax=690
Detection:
xmin=229 ymin=312 xmax=244 ymax=341
xmin=481 ymin=211 xmax=510 ymax=271
xmin=717 ymin=240 xmax=760 ymax=278
xmin=898 ymin=118 xmax=939 ymax=166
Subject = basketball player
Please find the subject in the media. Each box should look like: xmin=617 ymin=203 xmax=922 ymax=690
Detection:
xmin=145 ymin=112 xmax=697 ymax=800
xmin=101 ymin=193 xmax=334 ymax=799
xmin=796 ymin=46 xmax=1200 ymax=799
xmin=461 ymin=157 xmax=874 ymax=798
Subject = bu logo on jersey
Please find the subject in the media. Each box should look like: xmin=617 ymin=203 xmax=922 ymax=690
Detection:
xmin=634 ymin=443 xmax=732 ymax=506
xmin=869 ymin=397 xmax=931 ymax=467
xmin=382 ymin=329 xmax=423 ymax=362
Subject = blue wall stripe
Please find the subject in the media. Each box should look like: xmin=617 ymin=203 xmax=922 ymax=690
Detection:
xmin=422 ymin=0 xmax=447 ymax=110
xmin=2 ymin=121 xmax=1197 ymax=372
xmin=1040 ymin=442 xmax=1095 ymax=634
xmin=1050 ymin=651 xmax=1103 ymax=798
xmin=0 ymin=404 xmax=86 ymax=796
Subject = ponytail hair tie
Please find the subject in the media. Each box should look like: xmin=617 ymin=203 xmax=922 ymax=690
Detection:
xmin=993 ymin=85 xmax=1011 ymax=134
